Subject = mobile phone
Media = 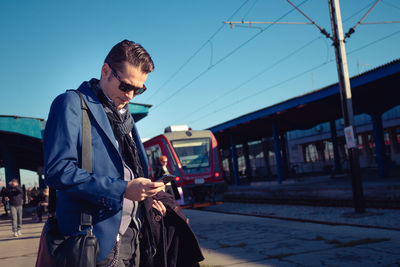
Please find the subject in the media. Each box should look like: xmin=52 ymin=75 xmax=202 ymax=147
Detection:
xmin=155 ymin=174 xmax=176 ymax=184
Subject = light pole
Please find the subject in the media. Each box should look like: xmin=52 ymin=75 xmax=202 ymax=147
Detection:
xmin=328 ymin=0 xmax=365 ymax=213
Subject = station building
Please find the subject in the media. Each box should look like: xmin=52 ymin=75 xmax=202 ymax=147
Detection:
xmin=209 ymin=59 xmax=400 ymax=185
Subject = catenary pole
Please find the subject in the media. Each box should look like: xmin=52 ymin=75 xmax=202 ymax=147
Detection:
xmin=328 ymin=0 xmax=365 ymax=213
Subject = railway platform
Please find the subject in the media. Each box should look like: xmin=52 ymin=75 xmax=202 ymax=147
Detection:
xmin=0 ymin=210 xmax=43 ymax=266
xmin=224 ymin=168 xmax=400 ymax=209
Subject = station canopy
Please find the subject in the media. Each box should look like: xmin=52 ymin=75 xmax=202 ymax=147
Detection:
xmin=209 ymin=59 xmax=400 ymax=148
xmin=0 ymin=102 xmax=151 ymax=173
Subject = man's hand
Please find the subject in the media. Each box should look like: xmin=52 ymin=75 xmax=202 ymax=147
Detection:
xmin=124 ymin=178 xmax=165 ymax=202
xmin=152 ymin=199 xmax=167 ymax=216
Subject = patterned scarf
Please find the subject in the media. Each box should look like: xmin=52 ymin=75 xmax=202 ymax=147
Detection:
xmin=90 ymin=79 xmax=144 ymax=178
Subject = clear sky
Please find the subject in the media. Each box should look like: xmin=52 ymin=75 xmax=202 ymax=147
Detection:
xmin=0 ymin=0 xmax=399 ymax=184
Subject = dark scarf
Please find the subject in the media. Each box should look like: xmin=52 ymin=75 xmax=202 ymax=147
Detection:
xmin=90 ymin=79 xmax=144 ymax=178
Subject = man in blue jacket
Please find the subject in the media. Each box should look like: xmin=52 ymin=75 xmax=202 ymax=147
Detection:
xmin=43 ymin=40 xmax=166 ymax=266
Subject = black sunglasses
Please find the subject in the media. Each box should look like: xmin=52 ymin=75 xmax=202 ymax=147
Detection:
xmin=106 ymin=62 xmax=147 ymax=95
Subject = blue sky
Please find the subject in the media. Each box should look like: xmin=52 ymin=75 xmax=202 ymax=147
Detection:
xmin=0 ymin=0 xmax=399 ymax=184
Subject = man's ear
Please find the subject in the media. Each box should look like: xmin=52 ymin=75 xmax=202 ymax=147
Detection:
xmin=101 ymin=63 xmax=111 ymax=79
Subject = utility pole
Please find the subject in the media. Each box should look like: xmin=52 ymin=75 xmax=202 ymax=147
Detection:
xmin=328 ymin=0 xmax=365 ymax=213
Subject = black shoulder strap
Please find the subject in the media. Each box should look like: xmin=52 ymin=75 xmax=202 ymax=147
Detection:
xmin=75 ymin=90 xmax=93 ymax=228
xmin=77 ymin=91 xmax=92 ymax=174
xmin=48 ymin=90 xmax=93 ymax=227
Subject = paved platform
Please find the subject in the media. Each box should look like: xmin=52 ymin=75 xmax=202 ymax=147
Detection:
xmin=0 ymin=169 xmax=399 ymax=266
xmin=204 ymin=202 xmax=400 ymax=231
xmin=186 ymin=209 xmax=400 ymax=267
xmin=0 ymin=202 xmax=399 ymax=266
xmin=0 ymin=213 xmax=43 ymax=266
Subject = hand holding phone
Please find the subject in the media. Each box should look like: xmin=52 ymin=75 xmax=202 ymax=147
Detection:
xmin=125 ymin=178 xmax=164 ymax=201
xmin=155 ymin=174 xmax=176 ymax=184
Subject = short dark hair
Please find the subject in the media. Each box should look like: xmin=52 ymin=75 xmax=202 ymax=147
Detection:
xmin=104 ymin=40 xmax=154 ymax=74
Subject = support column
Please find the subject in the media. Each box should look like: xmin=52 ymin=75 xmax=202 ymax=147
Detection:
xmin=316 ymin=141 xmax=325 ymax=162
xmin=243 ymin=142 xmax=252 ymax=182
xmin=388 ymin=128 xmax=399 ymax=164
xmin=330 ymin=120 xmax=342 ymax=173
xmin=371 ymin=113 xmax=388 ymax=177
xmin=388 ymin=128 xmax=397 ymax=151
xmin=2 ymin=146 xmax=20 ymax=187
xmin=362 ymin=134 xmax=373 ymax=166
xmin=230 ymin=135 xmax=239 ymax=185
xmin=262 ymin=138 xmax=272 ymax=178
xmin=280 ymin=133 xmax=289 ymax=179
xmin=272 ymin=121 xmax=283 ymax=184
xmin=226 ymin=149 xmax=234 ymax=184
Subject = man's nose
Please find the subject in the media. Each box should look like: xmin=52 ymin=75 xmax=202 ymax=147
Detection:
xmin=125 ymin=90 xmax=135 ymax=100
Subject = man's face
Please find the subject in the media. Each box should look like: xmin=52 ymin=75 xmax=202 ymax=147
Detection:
xmin=10 ymin=181 xmax=18 ymax=187
xmin=100 ymin=61 xmax=148 ymax=110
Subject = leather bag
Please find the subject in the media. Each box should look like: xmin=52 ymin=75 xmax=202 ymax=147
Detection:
xmin=35 ymin=90 xmax=99 ymax=267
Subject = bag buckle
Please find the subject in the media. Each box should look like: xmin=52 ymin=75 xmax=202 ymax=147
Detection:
xmin=79 ymin=212 xmax=93 ymax=233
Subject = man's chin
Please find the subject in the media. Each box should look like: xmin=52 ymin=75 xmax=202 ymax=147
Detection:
xmin=116 ymin=103 xmax=127 ymax=110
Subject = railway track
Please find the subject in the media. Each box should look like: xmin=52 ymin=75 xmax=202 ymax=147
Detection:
xmin=223 ymin=196 xmax=400 ymax=209
xmin=193 ymin=201 xmax=400 ymax=232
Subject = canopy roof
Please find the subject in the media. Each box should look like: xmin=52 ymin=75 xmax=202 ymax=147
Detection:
xmin=209 ymin=59 xmax=400 ymax=148
xmin=0 ymin=102 xmax=152 ymax=172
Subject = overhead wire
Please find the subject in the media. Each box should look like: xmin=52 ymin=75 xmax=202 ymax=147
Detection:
xmin=347 ymin=28 xmax=400 ymax=54
xmin=188 ymin=62 xmax=331 ymax=125
xmin=173 ymin=1 xmax=381 ymax=124
xmin=150 ymin=0 xmax=310 ymax=112
xmin=208 ymin=40 xmax=214 ymax=68
xmin=344 ymin=0 xmax=382 ymax=39
xmin=382 ymin=0 xmax=400 ymax=11
xmin=343 ymin=0 xmax=377 ymax=23
xmin=142 ymin=0 xmax=251 ymax=103
xmin=286 ymin=0 xmax=331 ymax=39
xmin=171 ymin=36 xmax=323 ymax=124
xmin=187 ymin=29 xmax=400 ymax=126
xmin=233 ymin=24 xmax=265 ymax=31
xmin=242 ymin=0 xmax=260 ymax=21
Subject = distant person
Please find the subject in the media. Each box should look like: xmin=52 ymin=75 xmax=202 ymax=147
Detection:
xmin=26 ymin=187 xmax=32 ymax=206
xmin=154 ymin=155 xmax=179 ymax=198
xmin=30 ymin=186 xmax=40 ymax=206
xmin=35 ymin=187 xmax=49 ymax=222
xmin=154 ymin=155 xmax=170 ymax=178
xmin=1 ymin=186 xmax=9 ymax=216
xmin=6 ymin=179 xmax=24 ymax=237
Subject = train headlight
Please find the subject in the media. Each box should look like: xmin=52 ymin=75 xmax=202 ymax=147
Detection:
xmin=215 ymin=172 xmax=220 ymax=178
xmin=175 ymin=176 xmax=181 ymax=182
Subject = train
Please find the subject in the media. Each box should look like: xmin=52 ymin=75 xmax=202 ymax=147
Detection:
xmin=143 ymin=125 xmax=226 ymax=208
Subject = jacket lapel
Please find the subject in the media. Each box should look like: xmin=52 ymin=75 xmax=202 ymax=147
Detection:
xmin=77 ymin=82 xmax=121 ymax=157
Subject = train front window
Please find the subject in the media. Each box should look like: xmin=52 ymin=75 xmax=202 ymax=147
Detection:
xmin=171 ymin=138 xmax=211 ymax=174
